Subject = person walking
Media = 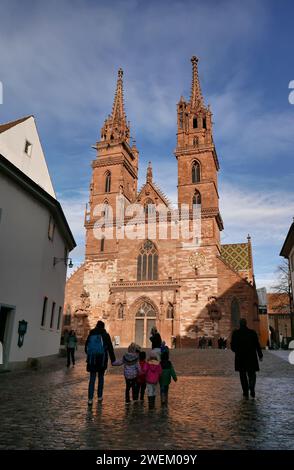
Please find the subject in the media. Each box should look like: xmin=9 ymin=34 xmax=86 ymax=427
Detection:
xmin=66 ymin=330 xmax=78 ymax=367
xmin=85 ymin=320 xmax=116 ymax=406
xmin=159 ymin=350 xmax=177 ymax=405
xmin=137 ymin=351 xmax=148 ymax=402
xmin=145 ymin=351 xmax=162 ymax=409
xmin=150 ymin=327 xmax=162 ymax=358
xmin=231 ymin=318 xmax=263 ymax=399
xmin=112 ymin=343 xmax=141 ymax=404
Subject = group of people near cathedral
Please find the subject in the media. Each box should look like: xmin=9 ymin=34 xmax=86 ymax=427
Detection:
xmin=84 ymin=322 xmax=177 ymax=407
xmin=68 ymin=317 xmax=262 ymax=405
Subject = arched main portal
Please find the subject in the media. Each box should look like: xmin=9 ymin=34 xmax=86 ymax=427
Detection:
xmin=135 ymin=300 xmax=157 ymax=348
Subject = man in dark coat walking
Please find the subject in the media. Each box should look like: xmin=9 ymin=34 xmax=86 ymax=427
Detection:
xmin=231 ymin=318 xmax=263 ymax=398
xmin=85 ymin=320 xmax=116 ymax=405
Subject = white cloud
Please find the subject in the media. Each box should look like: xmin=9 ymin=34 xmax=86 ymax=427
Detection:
xmin=220 ymin=182 xmax=294 ymax=246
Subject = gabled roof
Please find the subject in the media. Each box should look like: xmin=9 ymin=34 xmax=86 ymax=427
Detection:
xmin=136 ymin=180 xmax=171 ymax=208
xmin=0 ymin=115 xmax=32 ymax=134
xmin=280 ymin=222 xmax=294 ymax=258
xmin=0 ymin=153 xmax=76 ymax=251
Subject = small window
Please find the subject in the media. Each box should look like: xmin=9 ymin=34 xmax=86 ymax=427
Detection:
xmin=101 ymin=237 xmax=105 ymax=252
xmin=48 ymin=216 xmax=55 ymax=241
xmin=144 ymin=198 xmax=156 ymax=215
xmin=193 ymin=117 xmax=198 ymax=129
xmin=57 ymin=307 xmax=62 ymax=330
xmin=41 ymin=297 xmax=48 ymax=327
xmin=105 ymin=172 xmax=111 ymax=193
xmin=50 ymin=302 xmax=56 ymax=329
xmin=203 ymin=118 xmax=207 ymax=129
xmin=193 ymin=190 xmax=201 ymax=206
xmin=192 ymin=161 xmax=200 ymax=183
xmin=24 ymin=140 xmax=32 ymax=157
xmin=104 ymin=201 xmax=110 ymax=220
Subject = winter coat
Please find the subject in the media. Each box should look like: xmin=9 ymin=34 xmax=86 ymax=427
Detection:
xmin=145 ymin=358 xmax=162 ymax=384
xmin=231 ymin=326 xmax=263 ymax=372
xmin=137 ymin=360 xmax=148 ymax=384
xmin=159 ymin=359 xmax=177 ymax=386
xmin=67 ymin=334 xmax=77 ymax=349
xmin=113 ymin=352 xmax=140 ymax=380
xmin=150 ymin=332 xmax=162 ymax=349
xmin=85 ymin=326 xmax=115 ymax=372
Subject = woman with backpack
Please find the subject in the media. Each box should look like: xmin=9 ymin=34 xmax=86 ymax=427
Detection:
xmin=85 ymin=320 xmax=116 ymax=406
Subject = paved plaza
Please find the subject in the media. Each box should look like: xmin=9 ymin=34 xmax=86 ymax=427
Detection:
xmin=0 ymin=349 xmax=293 ymax=450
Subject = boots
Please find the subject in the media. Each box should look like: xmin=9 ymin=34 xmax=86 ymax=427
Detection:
xmin=161 ymin=393 xmax=166 ymax=406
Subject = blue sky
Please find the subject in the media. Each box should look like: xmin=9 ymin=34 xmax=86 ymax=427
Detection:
xmin=1 ymin=0 xmax=294 ymax=289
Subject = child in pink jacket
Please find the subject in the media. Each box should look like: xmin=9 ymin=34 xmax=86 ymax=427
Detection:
xmin=145 ymin=351 xmax=162 ymax=408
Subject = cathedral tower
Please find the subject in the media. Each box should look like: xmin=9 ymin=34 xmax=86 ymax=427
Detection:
xmin=85 ymin=68 xmax=139 ymax=258
xmin=175 ymin=57 xmax=223 ymax=245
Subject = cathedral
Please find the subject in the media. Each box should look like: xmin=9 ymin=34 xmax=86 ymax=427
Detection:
xmin=64 ymin=57 xmax=260 ymax=347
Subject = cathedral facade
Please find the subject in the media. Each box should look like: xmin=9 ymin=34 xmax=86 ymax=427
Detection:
xmin=64 ymin=57 xmax=260 ymax=347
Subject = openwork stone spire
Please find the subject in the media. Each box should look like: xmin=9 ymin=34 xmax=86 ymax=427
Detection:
xmin=190 ymin=56 xmax=204 ymax=110
xmin=112 ymin=68 xmax=126 ymax=124
xmin=100 ymin=68 xmax=130 ymax=143
xmin=146 ymin=161 xmax=153 ymax=183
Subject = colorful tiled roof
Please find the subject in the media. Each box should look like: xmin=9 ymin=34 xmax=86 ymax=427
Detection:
xmin=220 ymin=243 xmax=251 ymax=272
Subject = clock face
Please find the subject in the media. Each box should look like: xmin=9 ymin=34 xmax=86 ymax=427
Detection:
xmin=189 ymin=251 xmax=206 ymax=269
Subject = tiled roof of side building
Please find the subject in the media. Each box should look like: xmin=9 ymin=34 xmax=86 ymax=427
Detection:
xmin=267 ymin=293 xmax=290 ymax=315
xmin=0 ymin=115 xmax=33 ymax=134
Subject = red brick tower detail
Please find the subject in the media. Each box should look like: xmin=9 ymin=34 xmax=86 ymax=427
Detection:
xmin=175 ymin=56 xmax=223 ymax=244
xmin=85 ymin=68 xmax=139 ymax=258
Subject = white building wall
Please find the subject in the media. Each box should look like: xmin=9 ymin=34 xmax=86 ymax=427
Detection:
xmin=0 ymin=117 xmax=56 ymax=198
xmin=290 ymin=245 xmax=294 ymax=300
xmin=0 ymin=171 xmax=67 ymax=366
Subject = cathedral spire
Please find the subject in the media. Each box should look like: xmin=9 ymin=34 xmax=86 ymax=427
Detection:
xmin=111 ymin=68 xmax=126 ymax=125
xmin=146 ymin=161 xmax=153 ymax=183
xmin=100 ymin=68 xmax=130 ymax=143
xmin=190 ymin=56 xmax=204 ymax=110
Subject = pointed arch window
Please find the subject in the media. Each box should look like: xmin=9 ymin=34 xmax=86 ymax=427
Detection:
xmin=193 ymin=190 xmax=201 ymax=206
xmin=203 ymin=117 xmax=207 ymax=129
xmin=144 ymin=198 xmax=156 ymax=215
xmin=192 ymin=161 xmax=200 ymax=183
xmin=193 ymin=117 xmax=198 ymax=128
xmin=103 ymin=201 xmax=110 ymax=220
xmin=167 ymin=303 xmax=174 ymax=319
xmin=137 ymin=240 xmax=158 ymax=281
xmin=231 ymin=298 xmax=240 ymax=329
xmin=105 ymin=171 xmax=111 ymax=193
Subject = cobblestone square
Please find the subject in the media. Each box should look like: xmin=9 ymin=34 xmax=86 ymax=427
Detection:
xmin=0 ymin=349 xmax=293 ymax=450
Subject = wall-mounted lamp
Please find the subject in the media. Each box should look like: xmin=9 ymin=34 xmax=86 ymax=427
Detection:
xmin=53 ymin=257 xmax=73 ymax=268
xmin=18 ymin=320 xmax=28 ymax=347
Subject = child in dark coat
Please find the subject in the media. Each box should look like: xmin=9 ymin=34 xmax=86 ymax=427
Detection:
xmin=159 ymin=350 xmax=177 ymax=405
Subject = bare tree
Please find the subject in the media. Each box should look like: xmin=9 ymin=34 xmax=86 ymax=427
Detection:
xmin=272 ymin=259 xmax=294 ymax=338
